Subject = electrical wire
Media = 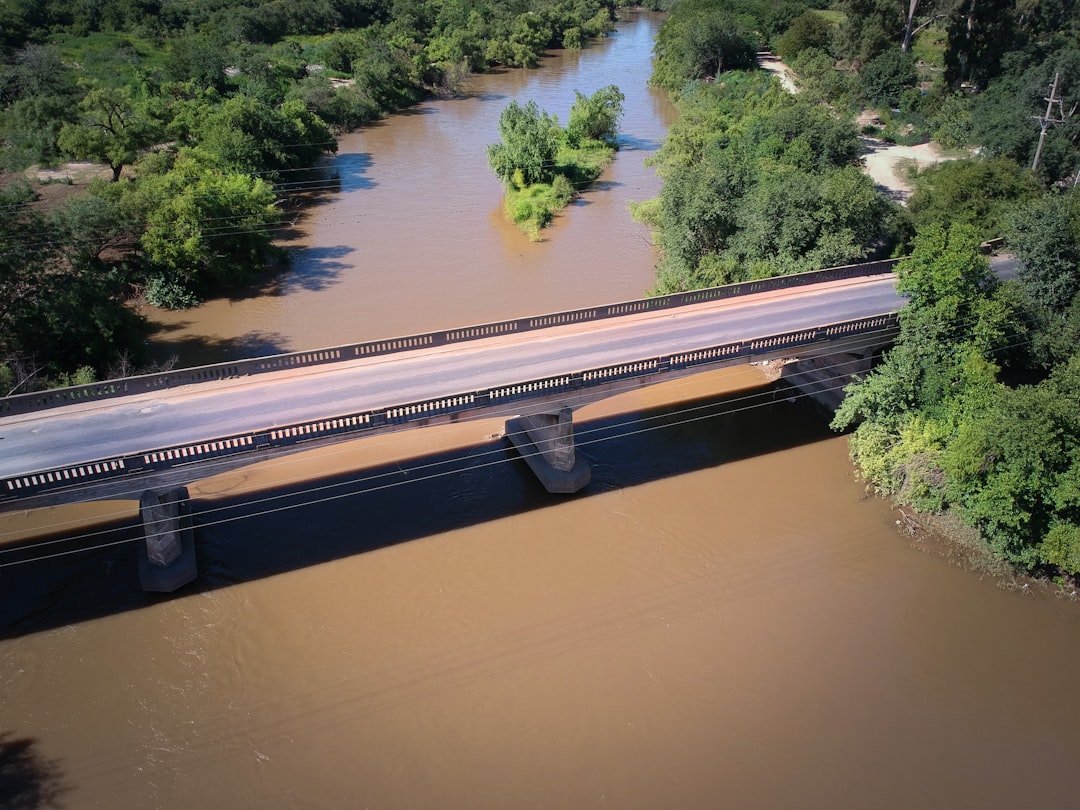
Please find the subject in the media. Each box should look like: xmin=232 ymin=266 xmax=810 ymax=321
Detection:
xmin=0 ymin=375 xmax=864 ymax=568
xmin=0 ymin=313 xmax=1038 ymax=567
xmin=0 ymin=324 xmax=895 ymax=531
xmin=0 ymin=267 xmax=1008 ymax=506
xmin=0 ymin=329 xmax=891 ymax=536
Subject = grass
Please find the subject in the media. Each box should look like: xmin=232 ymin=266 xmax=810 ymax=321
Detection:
xmin=52 ymin=31 xmax=168 ymax=84
xmin=815 ymin=10 xmax=846 ymax=26
xmin=505 ymin=181 xmax=571 ymax=240
xmin=504 ymin=138 xmax=616 ymax=240
xmin=910 ymin=26 xmax=947 ymax=71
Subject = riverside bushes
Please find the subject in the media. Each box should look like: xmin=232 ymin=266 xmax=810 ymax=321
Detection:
xmin=489 ymin=86 xmax=624 ymax=239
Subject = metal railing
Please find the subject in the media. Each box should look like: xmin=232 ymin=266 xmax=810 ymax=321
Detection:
xmin=1 ymin=311 xmax=900 ymax=502
xmin=0 ymin=258 xmax=899 ymax=418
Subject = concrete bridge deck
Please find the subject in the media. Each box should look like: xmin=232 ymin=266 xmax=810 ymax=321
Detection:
xmin=0 ymin=267 xmax=909 ymax=508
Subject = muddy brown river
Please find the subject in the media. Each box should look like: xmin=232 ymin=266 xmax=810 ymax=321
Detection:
xmin=2 ymin=12 xmax=1079 ymax=809
xmin=144 ymin=11 xmax=674 ymax=366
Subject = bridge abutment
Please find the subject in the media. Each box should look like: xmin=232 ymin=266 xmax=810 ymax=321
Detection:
xmin=138 ymin=486 xmax=198 ymax=592
xmin=778 ymin=350 xmax=875 ymax=412
xmin=505 ymin=407 xmax=591 ymax=494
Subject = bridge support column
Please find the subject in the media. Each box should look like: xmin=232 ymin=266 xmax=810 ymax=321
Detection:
xmin=138 ymin=486 xmax=198 ymax=593
xmin=505 ymin=407 xmax=591 ymax=494
xmin=779 ymin=350 xmax=874 ymax=412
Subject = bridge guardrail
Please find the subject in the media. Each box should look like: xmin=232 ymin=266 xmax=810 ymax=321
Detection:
xmin=1 ymin=311 xmax=900 ymax=503
xmin=0 ymin=258 xmax=899 ymax=418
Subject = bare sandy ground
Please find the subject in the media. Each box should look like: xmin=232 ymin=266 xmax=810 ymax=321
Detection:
xmin=859 ymin=139 xmax=952 ymax=202
xmin=758 ymin=52 xmax=799 ymax=93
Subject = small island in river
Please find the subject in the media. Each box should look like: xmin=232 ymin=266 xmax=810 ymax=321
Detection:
xmin=487 ymin=85 xmax=624 ymax=239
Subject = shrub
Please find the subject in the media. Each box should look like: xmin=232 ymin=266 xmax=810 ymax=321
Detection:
xmin=145 ymin=274 xmax=200 ymax=309
xmin=861 ymin=50 xmax=917 ymax=108
xmin=775 ymin=11 xmax=834 ymax=61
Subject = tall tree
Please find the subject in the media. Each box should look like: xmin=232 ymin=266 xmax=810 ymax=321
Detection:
xmin=945 ymin=0 xmax=1016 ymax=89
xmin=902 ymin=0 xmax=946 ymax=53
xmin=1006 ymin=188 xmax=1080 ymax=315
xmin=650 ymin=0 xmax=758 ymax=92
xmin=57 ymin=83 xmax=164 ymax=181
xmin=566 ymin=84 xmax=624 ymax=147
xmin=106 ymin=148 xmax=281 ymax=307
xmin=487 ymin=99 xmax=560 ymax=186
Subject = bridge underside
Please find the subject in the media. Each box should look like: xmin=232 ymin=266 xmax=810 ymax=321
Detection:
xmin=1 ymin=324 xmax=896 ymax=512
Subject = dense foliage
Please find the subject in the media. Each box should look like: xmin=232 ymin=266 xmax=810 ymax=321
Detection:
xmin=834 ymin=210 xmax=1080 ymax=578
xmin=638 ymin=70 xmax=900 ymax=292
xmin=641 ymin=0 xmax=1080 ymax=581
xmin=488 ymin=85 xmax=624 ymax=238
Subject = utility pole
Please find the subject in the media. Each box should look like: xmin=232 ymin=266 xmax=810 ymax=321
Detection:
xmin=1032 ymin=72 xmax=1065 ymax=172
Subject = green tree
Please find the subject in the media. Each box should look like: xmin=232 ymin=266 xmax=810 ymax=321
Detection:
xmin=57 ymin=83 xmax=165 ymax=181
xmin=945 ymin=0 xmax=1016 ymax=90
xmin=0 ymin=181 xmax=147 ymax=383
xmin=566 ymin=84 xmax=624 ymax=147
xmin=1006 ymin=188 xmax=1080 ymax=314
xmin=107 ymin=149 xmax=281 ymax=307
xmin=775 ymin=11 xmax=834 ymax=61
xmin=860 ymin=49 xmax=918 ymax=108
xmin=833 ymin=222 xmax=1037 ymax=537
xmin=487 ymin=99 xmax=560 ymax=187
xmin=894 ymin=222 xmax=1010 ymax=356
xmin=351 ymin=31 xmax=425 ymax=110
xmin=835 ymin=0 xmax=905 ymax=64
xmin=927 ymin=92 xmax=974 ymax=148
xmin=906 ymin=156 xmax=1042 ymax=238
xmin=941 ymin=365 xmax=1080 ymax=569
xmin=189 ymin=95 xmax=336 ymax=175
xmin=787 ymin=47 xmax=861 ymax=107
xmin=163 ymin=34 xmax=232 ymax=92
xmin=651 ymin=0 xmax=758 ymax=93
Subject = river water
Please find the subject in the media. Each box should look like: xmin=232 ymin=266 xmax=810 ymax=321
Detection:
xmin=3 ymin=11 xmax=1080 ymax=810
xmin=144 ymin=11 xmax=674 ymax=365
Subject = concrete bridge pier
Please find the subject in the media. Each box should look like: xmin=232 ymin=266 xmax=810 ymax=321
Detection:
xmin=779 ymin=349 xmax=876 ymax=412
xmin=505 ymin=407 xmax=591 ymax=494
xmin=138 ymin=486 xmax=198 ymax=592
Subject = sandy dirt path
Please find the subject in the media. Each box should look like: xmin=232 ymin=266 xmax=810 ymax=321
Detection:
xmin=859 ymin=139 xmax=952 ymax=202
xmin=759 ymin=52 xmax=954 ymax=203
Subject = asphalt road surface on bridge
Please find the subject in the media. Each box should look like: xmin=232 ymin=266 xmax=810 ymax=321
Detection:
xmin=0 ymin=271 xmax=937 ymax=481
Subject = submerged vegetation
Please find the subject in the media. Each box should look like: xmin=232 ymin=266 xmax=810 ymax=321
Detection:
xmin=488 ymin=85 xmax=624 ymax=238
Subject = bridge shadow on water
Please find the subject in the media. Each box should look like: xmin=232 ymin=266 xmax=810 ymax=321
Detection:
xmin=1 ymin=381 xmax=836 ymax=638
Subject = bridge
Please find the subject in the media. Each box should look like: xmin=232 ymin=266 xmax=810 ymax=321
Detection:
xmin=0 ymin=259 xmax=912 ymax=509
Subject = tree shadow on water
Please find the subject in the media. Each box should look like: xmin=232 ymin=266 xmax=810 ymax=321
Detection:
xmin=617 ymin=133 xmax=663 ymax=152
xmin=0 ymin=733 xmax=69 ymax=810
xmin=333 ymin=152 xmax=376 ymax=192
xmin=146 ymin=329 xmax=289 ymax=368
xmin=283 ymin=244 xmax=355 ymax=293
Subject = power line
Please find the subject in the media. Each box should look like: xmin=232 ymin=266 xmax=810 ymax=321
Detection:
xmin=0 ymin=340 xmax=887 ymax=553
xmin=0 ymin=314 xmax=1036 ymax=566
